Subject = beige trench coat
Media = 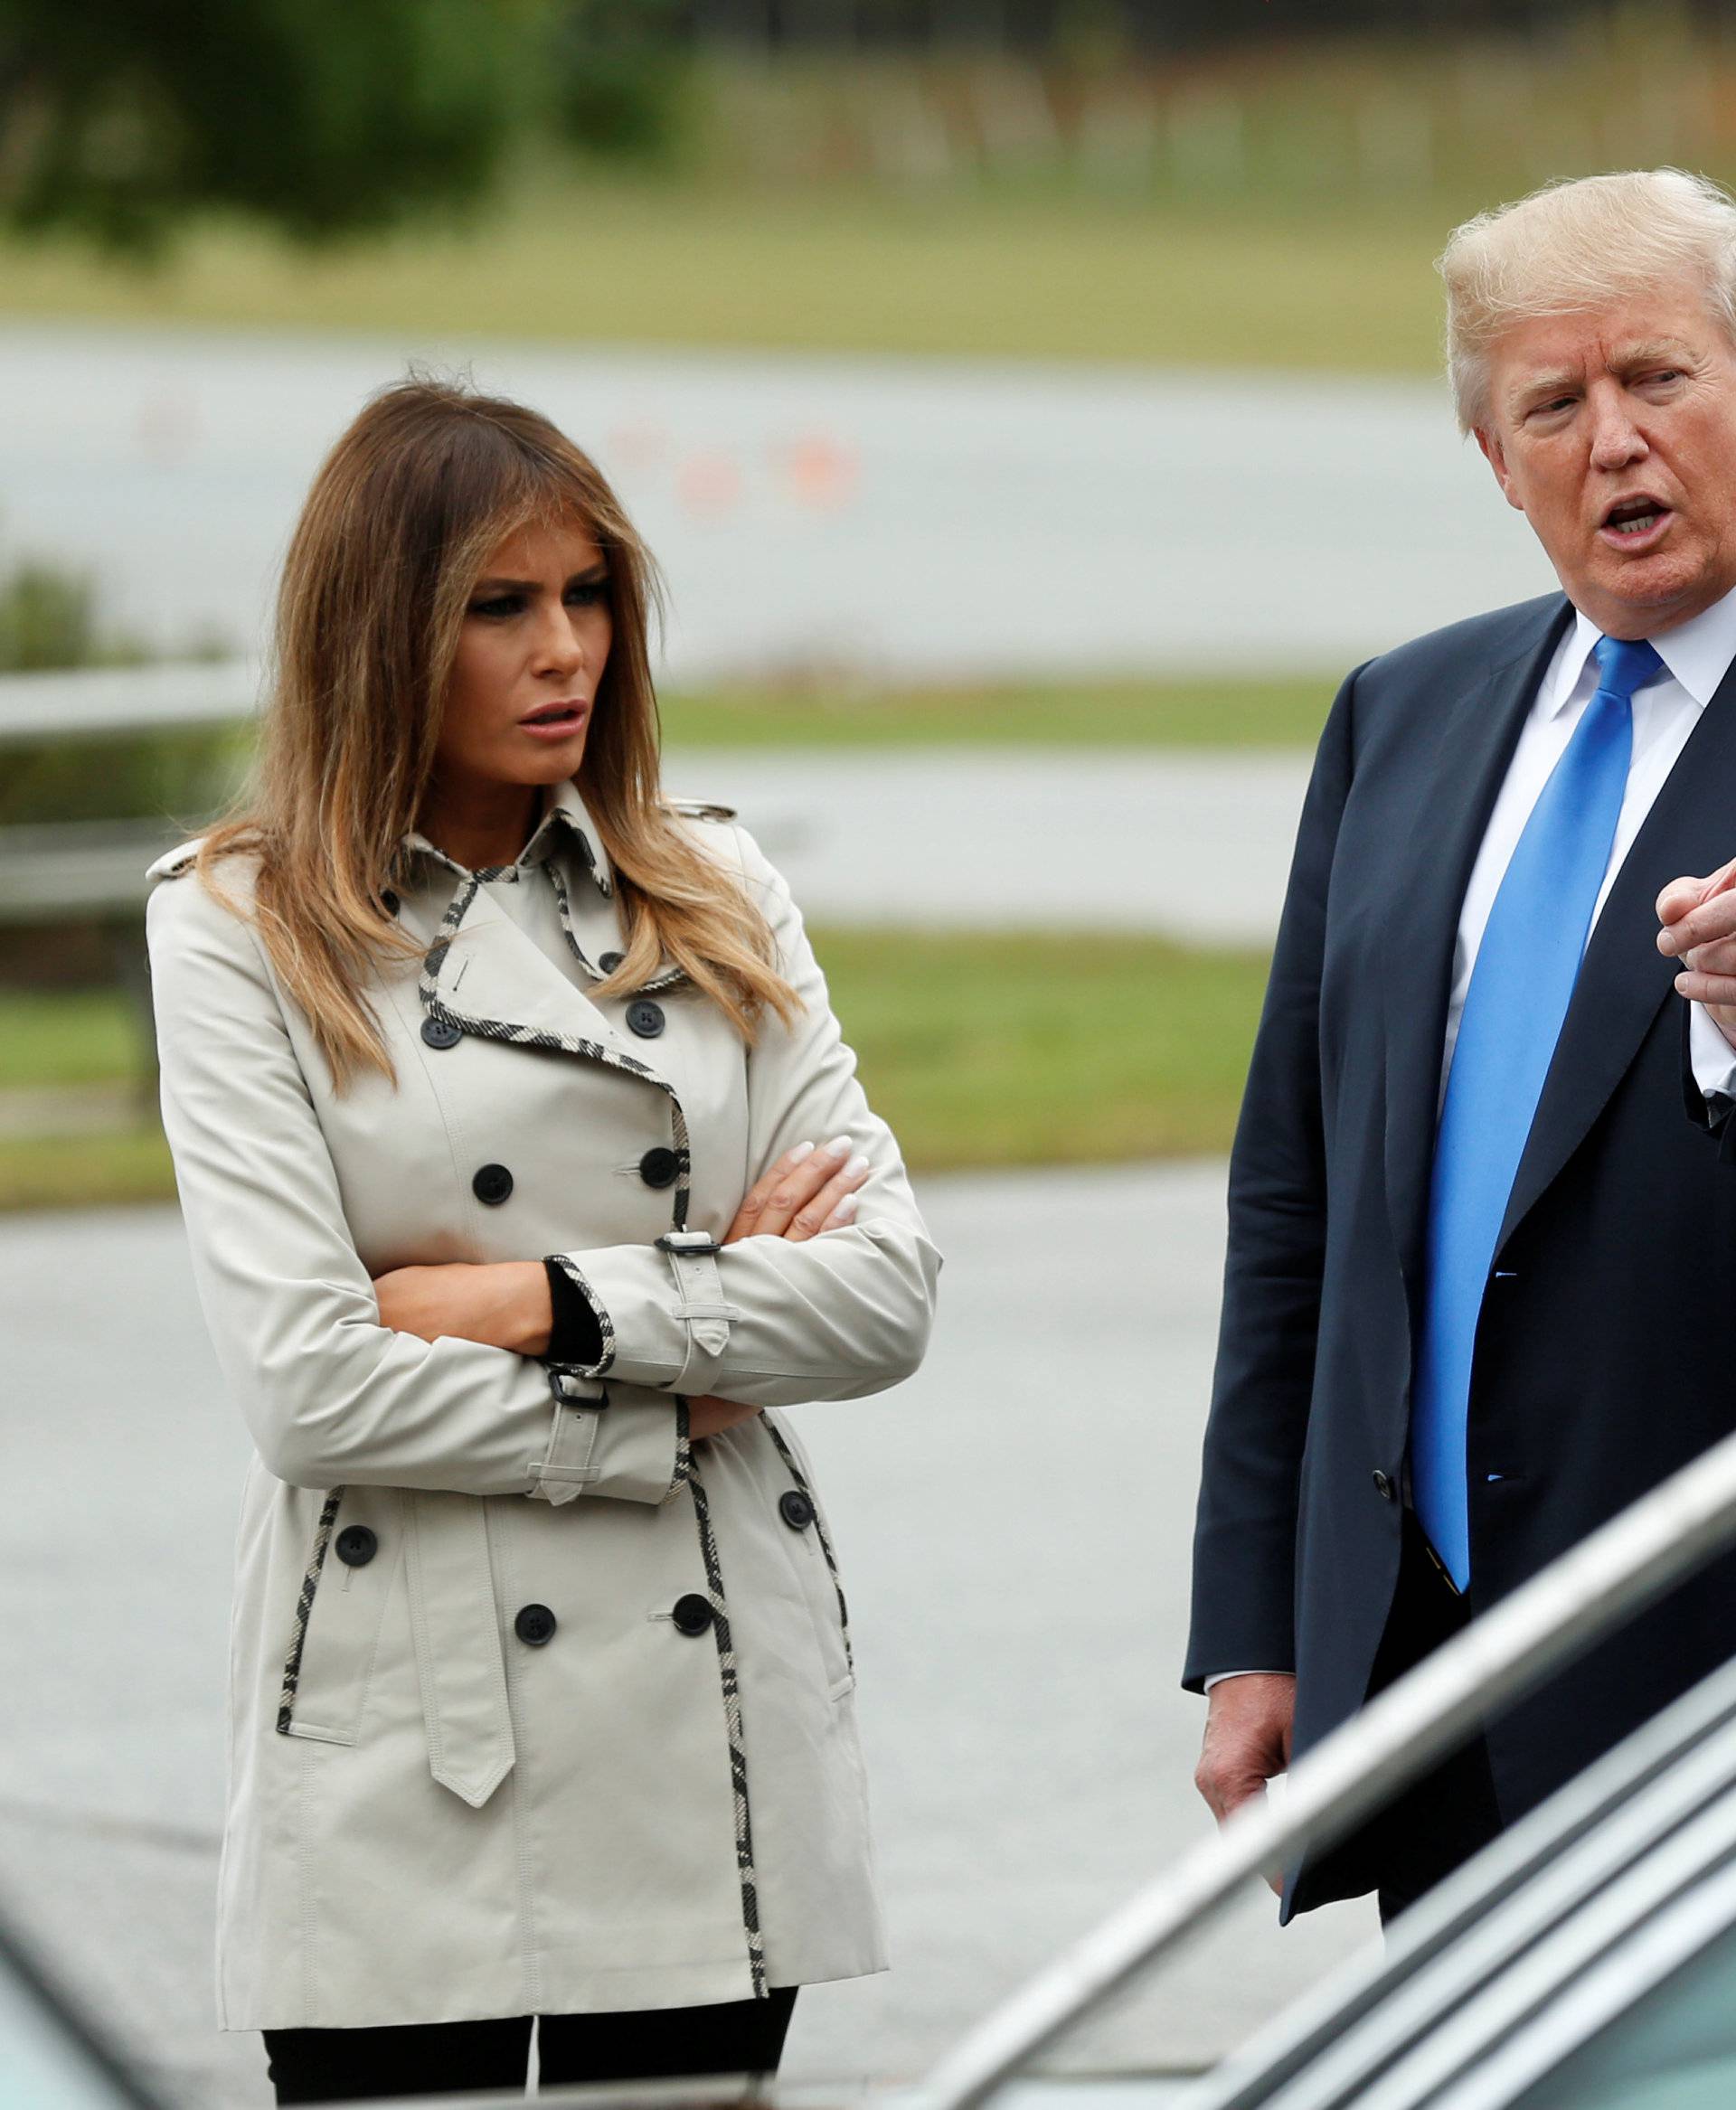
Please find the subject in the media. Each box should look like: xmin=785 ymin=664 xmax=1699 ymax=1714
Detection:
xmin=145 ymin=777 xmax=940 ymax=2032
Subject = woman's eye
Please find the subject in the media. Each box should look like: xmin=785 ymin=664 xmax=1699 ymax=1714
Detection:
xmin=566 ymin=581 xmax=607 ymax=607
xmin=470 ymin=594 xmax=523 ymax=618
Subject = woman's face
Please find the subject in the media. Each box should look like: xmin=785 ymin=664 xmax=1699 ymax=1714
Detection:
xmin=438 ymin=518 xmax=613 ymax=791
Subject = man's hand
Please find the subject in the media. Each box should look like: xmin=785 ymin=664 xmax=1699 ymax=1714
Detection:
xmin=372 ymin=1260 xmax=550 ymax=1354
xmin=1658 ymin=855 xmax=1736 ymax=1051
xmin=1194 ymin=1673 xmax=1297 ymax=1896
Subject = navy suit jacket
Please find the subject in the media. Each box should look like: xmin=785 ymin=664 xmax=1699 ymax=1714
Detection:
xmin=1184 ymin=590 xmax=1736 ymax=1914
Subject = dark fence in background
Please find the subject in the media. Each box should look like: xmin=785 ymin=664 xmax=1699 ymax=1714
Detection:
xmin=673 ymin=0 xmax=1729 ymax=53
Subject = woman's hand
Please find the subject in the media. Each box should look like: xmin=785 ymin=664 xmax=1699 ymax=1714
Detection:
xmin=372 ymin=1260 xmax=551 ymax=1355
xmin=686 ymin=1136 xmax=872 ymax=1441
xmin=372 ymin=1139 xmax=871 ymax=1436
xmin=722 ymin=1135 xmax=871 ymax=1244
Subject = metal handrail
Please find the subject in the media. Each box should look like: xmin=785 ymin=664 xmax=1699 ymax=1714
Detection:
xmin=1194 ymin=1663 xmax=1736 ymax=2109
xmin=907 ymin=1422 xmax=1736 ymax=2110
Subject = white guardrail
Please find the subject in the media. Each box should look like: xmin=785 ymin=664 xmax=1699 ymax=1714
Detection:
xmin=0 ymin=661 xmax=259 ymax=918
xmin=0 ymin=658 xmax=259 ymax=743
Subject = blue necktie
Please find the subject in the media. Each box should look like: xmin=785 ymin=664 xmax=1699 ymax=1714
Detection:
xmin=1411 ymin=634 xmax=1660 ymax=1589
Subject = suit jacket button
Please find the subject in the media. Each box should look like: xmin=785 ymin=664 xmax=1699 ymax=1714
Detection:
xmin=627 ymin=998 xmax=666 ymax=1039
xmin=672 ymin=1592 xmax=714 ymax=1636
xmin=639 ymin=1147 xmax=680 ymax=1189
xmin=335 ymin=1525 xmax=377 ymax=1568
xmin=599 ymin=950 xmax=625 ymax=974
xmin=472 ymin=1163 xmax=514 ymax=1206
xmin=514 ymin=1604 xmax=557 ymax=1647
xmin=778 ymin=1489 xmax=815 ymax=1531
xmin=421 ymin=1015 xmax=463 ymax=1050
xmin=1373 ymin=1469 xmax=1396 ymax=1502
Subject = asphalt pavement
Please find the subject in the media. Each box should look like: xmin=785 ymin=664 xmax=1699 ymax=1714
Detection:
xmin=0 ymin=322 xmax=1554 ymax=681
xmin=0 ymin=1164 xmax=1377 ymax=2108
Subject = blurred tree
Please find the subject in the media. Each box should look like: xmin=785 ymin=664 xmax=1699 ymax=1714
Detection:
xmin=0 ymin=560 xmax=131 ymax=670
xmin=0 ymin=0 xmax=549 ymax=252
xmin=550 ymin=0 xmax=693 ymax=164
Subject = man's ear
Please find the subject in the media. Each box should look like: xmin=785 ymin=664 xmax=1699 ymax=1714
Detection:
xmin=1475 ymin=425 xmax=1524 ymax=513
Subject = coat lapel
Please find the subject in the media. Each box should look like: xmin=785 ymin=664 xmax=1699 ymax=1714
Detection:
xmin=418 ymin=873 xmax=696 ymax=1228
xmin=1383 ymin=598 xmax=1575 ymax=1314
xmin=1498 ymin=654 xmax=1736 ymax=1249
xmin=423 ymin=875 xmax=646 ymax=1066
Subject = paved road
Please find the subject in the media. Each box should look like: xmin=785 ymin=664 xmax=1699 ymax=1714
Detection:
xmin=0 ymin=323 xmax=1552 ymax=682
xmin=0 ymin=1168 xmax=1376 ymax=2108
xmin=671 ymin=748 xmax=1311 ymax=942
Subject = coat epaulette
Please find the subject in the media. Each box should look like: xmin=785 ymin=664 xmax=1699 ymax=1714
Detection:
xmin=146 ymin=836 xmax=208 ymax=882
xmin=665 ymin=798 xmax=738 ymax=824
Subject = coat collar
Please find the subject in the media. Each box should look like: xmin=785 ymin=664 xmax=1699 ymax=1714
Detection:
xmin=395 ymin=775 xmax=613 ymax=900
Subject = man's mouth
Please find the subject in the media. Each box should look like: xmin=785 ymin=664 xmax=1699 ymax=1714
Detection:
xmin=1602 ymin=496 xmax=1672 ymax=540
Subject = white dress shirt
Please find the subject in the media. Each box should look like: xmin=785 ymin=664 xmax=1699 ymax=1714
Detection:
xmin=1204 ymin=584 xmax=1736 ymax=1692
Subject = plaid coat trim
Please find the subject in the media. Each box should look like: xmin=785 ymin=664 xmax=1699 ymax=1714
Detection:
xmin=763 ymin=1418 xmax=854 ymax=1675
xmin=545 ymin=858 xmax=684 ymax=994
xmin=419 ymin=873 xmax=695 ymax=1229
xmin=276 ymin=1489 xmax=344 ymax=1734
xmin=542 ymin=1252 xmax=618 ymax=1381
xmin=687 ymin=1460 xmax=768 ymax=1999
xmin=666 ymin=1398 xmax=693 ymax=1503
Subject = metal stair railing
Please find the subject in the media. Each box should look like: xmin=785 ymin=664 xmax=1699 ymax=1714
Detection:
xmin=907 ymin=1422 xmax=1736 ymax=2110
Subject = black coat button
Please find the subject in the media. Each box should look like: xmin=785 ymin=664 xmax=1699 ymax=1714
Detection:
xmin=421 ymin=1015 xmax=463 ymax=1050
xmin=627 ymin=998 xmax=666 ymax=1039
xmin=382 ymin=889 xmax=401 ymax=918
xmin=778 ymin=1489 xmax=815 ymax=1531
xmin=514 ymin=1604 xmax=557 ymax=1646
xmin=672 ymin=1593 xmax=714 ymax=1636
xmin=335 ymin=1525 xmax=377 ymax=1568
xmin=599 ymin=950 xmax=625 ymax=974
xmin=1373 ymin=1469 xmax=1395 ymax=1502
xmin=639 ymin=1147 xmax=680 ymax=1190
xmin=472 ymin=1163 xmax=514 ymax=1206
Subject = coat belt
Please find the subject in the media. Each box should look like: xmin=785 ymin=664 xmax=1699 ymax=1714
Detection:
xmin=402 ymin=1490 xmax=515 ymax=1807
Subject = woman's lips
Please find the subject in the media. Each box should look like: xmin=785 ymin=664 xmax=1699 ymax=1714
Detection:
xmin=517 ymin=703 xmax=588 ymax=741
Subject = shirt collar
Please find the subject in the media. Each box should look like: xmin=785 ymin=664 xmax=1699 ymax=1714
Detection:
xmin=395 ymin=775 xmax=613 ymax=898
xmin=1547 ymin=579 xmax=1736 ymax=720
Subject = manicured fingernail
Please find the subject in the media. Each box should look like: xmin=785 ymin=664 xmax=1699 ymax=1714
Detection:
xmin=790 ymin=1140 xmax=816 ymax=1162
xmin=825 ymin=1135 xmax=851 ymax=1157
xmin=845 ymin=1154 xmax=871 ymax=1180
xmin=831 ymin=1192 xmax=860 ymax=1223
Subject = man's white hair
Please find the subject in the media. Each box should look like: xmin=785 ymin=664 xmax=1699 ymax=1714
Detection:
xmin=1439 ymin=167 xmax=1736 ymax=434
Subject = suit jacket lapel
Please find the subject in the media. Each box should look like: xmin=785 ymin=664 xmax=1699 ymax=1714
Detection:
xmin=1498 ymin=654 xmax=1736 ymax=1249
xmin=1383 ymin=598 xmax=1575 ymax=1315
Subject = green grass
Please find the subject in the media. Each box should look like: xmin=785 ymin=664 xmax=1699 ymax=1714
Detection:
xmin=0 ymin=1126 xmax=175 ymax=1214
xmin=0 ymin=928 xmax=1269 ymax=1209
xmin=0 ymin=176 xmax=1449 ymax=373
xmin=0 ymin=990 xmax=148 ymax=1088
xmin=660 ymin=674 xmax=1331 ymax=749
xmin=821 ymin=927 xmax=1269 ymax=1169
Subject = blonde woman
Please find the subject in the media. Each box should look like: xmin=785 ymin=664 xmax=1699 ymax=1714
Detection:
xmin=146 ymin=379 xmax=940 ymax=2105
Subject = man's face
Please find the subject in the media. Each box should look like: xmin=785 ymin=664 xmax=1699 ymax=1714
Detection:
xmin=1476 ymin=277 xmax=1736 ymax=638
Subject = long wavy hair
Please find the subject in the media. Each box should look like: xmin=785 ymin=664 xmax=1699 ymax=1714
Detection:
xmin=194 ymin=376 xmax=798 ymax=1092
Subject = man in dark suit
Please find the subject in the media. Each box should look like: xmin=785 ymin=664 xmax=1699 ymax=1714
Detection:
xmin=1186 ymin=166 xmax=1736 ymax=1921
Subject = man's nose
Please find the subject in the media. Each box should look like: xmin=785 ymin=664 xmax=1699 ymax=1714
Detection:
xmin=1588 ymin=391 xmax=1647 ymax=470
